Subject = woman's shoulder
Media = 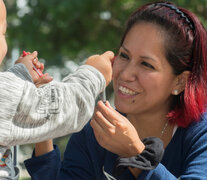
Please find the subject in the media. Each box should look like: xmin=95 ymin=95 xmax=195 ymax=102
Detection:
xmin=182 ymin=111 xmax=207 ymax=145
xmin=186 ymin=111 xmax=207 ymax=134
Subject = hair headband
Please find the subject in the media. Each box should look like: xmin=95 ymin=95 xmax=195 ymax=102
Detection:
xmin=152 ymin=2 xmax=194 ymax=30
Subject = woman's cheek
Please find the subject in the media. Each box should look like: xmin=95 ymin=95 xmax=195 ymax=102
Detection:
xmin=112 ymin=63 xmax=119 ymax=81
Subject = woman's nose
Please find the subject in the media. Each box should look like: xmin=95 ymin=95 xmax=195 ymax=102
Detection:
xmin=119 ymin=63 xmax=137 ymax=82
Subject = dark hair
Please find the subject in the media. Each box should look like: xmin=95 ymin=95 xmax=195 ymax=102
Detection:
xmin=120 ymin=1 xmax=207 ymax=127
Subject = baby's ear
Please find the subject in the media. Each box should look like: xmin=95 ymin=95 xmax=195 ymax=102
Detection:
xmin=171 ymin=71 xmax=191 ymax=95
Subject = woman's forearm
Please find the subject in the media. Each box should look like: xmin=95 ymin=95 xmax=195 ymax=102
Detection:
xmin=35 ymin=139 xmax=54 ymax=156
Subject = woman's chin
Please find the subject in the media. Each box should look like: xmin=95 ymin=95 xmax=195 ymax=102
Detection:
xmin=114 ymin=103 xmax=129 ymax=114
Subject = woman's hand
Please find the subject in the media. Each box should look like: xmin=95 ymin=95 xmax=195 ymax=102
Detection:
xmin=90 ymin=101 xmax=145 ymax=158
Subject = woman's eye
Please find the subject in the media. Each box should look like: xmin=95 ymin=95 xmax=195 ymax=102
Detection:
xmin=141 ymin=61 xmax=155 ymax=69
xmin=119 ymin=52 xmax=129 ymax=60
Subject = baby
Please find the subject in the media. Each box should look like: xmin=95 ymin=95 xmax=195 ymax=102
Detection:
xmin=0 ymin=0 xmax=114 ymax=179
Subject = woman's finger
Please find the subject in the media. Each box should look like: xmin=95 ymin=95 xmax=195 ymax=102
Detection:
xmin=94 ymin=110 xmax=115 ymax=132
xmin=90 ymin=118 xmax=108 ymax=144
xmin=105 ymin=101 xmax=124 ymax=118
xmin=96 ymin=100 xmax=119 ymax=125
xmin=105 ymin=101 xmax=115 ymax=111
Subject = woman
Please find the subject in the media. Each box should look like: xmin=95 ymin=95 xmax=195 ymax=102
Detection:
xmin=25 ymin=1 xmax=207 ymax=179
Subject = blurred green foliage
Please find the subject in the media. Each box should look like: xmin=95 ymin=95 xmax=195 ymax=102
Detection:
xmin=5 ymin=0 xmax=207 ymax=67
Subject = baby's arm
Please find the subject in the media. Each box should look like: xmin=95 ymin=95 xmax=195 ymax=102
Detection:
xmin=7 ymin=63 xmax=33 ymax=82
xmin=0 ymin=51 xmax=114 ymax=146
xmin=14 ymin=52 xmax=54 ymax=157
xmin=33 ymin=51 xmax=115 ymax=159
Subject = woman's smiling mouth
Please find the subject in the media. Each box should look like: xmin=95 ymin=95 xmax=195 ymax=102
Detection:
xmin=118 ymin=85 xmax=138 ymax=96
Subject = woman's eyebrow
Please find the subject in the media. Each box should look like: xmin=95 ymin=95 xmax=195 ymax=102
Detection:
xmin=122 ymin=44 xmax=156 ymax=62
xmin=121 ymin=44 xmax=130 ymax=53
xmin=140 ymin=56 xmax=156 ymax=62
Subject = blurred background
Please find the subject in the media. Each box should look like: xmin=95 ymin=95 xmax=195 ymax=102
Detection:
xmin=2 ymin=0 xmax=207 ymax=179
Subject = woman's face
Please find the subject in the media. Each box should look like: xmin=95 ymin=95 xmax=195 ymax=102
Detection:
xmin=113 ymin=22 xmax=177 ymax=116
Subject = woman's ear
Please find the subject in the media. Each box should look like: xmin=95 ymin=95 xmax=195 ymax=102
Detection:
xmin=172 ymin=71 xmax=191 ymax=95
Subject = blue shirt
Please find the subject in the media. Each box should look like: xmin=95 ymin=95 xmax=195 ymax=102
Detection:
xmin=25 ymin=112 xmax=207 ymax=179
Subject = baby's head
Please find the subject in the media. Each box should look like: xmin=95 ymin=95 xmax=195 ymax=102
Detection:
xmin=0 ymin=0 xmax=7 ymax=64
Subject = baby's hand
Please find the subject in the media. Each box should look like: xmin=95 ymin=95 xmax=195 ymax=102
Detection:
xmin=16 ymin=51 xmax=53 ymax=86
xmin=23 ymin=51 xmax=44 ymax=78
xmin=16 ymin=51 xmax=42 ymax=82
xmin=86 ymin=51 xmax=114 ymax=86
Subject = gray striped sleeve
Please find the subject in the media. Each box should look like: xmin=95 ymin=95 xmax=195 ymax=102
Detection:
xmin=0 ymin=65 xmax=105 ymax=146
xmin=7 ymin=63 xmax=33 ymax=82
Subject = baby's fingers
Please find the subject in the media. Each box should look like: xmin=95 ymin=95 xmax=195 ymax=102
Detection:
xmin=35 ymin=73 xmax=53 ymax=87
xmin=39 ymin=63 xmax=44 ymax=72
xmin=33 ymin=58 xmax=42 ymax=69
xmin=30 ymin=51 xmax=38 ymax=59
